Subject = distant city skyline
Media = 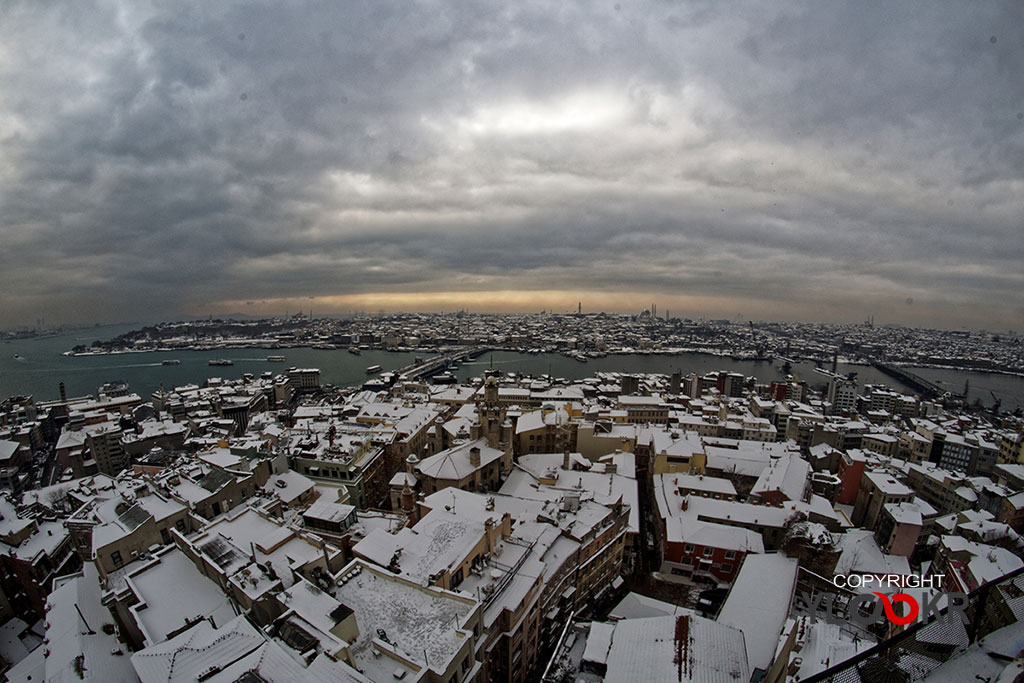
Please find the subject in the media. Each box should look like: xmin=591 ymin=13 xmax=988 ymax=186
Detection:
xmin=1 ymin=2 xmax=1021 ymax=330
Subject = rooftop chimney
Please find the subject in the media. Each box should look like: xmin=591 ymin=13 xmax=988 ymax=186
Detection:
xmin=469 ymin=446 xmax=481 ymax=468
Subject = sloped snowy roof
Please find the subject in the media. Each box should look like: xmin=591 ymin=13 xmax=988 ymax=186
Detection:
xmin=835 ymin=529 xmax=911 ymax=576
xmin=417 ymin=438 xmax=504 ymax=481
xmin=665 ymin=516 xmax=764 ymax=554
xmin=44 ymin=563 xmax=137 ymax=682
xmin=717 ymin=554 xmax=798 ymax=672
xmin=750 ymin=453 xmax=810 ymax=501
xmin=353 ymin=508 xmax=485 ymax=585
xmin=601 ymin=614 xmax=749 ymax=682
xmin=131 ymin=616 xmax=263 ymax=682
xmin=303 ymin=500 xmax=356 ymax=524
xmin=608 ymin=592 xmax=697 ymax=621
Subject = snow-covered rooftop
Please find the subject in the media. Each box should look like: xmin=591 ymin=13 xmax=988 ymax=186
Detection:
xmin=417 ymin=438 xmax=505 ymax=481
xmin=331 ymin=560 xmax=477 ymax=677
xmin=718 ymin=554 xmax=798 ymax=672
xmin=598 ymin=614 xmax=749 ymax=682
xmin=126 ymin=548 xmax=238 ymax=646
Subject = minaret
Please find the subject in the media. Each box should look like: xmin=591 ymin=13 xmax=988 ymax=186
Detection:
xmin=482 ymin=377 xmax=503 ymax=448
xmin=401 ymin=453 xmax=420 ymax=521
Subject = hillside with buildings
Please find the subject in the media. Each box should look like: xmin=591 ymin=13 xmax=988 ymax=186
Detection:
xmin=1 ymin=355 xmax=1023 ymax=681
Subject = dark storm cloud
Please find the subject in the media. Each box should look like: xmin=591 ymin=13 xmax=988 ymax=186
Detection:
xmin=0 ymin=0 xmax=1022 ymax=327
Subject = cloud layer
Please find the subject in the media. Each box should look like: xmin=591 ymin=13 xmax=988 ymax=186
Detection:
xmin=1 ymin=1 xmax=1022 ymax=328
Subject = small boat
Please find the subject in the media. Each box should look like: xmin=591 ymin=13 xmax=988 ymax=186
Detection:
xmin=366 ymin=364 xmax=382 ymax=374
xmin=208 ymin=359 xmax=234 ymax=366
xmin=161 ymin=359 xmax=181 ymax=366
xmin=574 ymin=353 xmax=588 ymax=363
xmin=266 ymin=355 xmax=286 ymax=362
xmin=433 ymin=371 xmax=457 ymax=384
xmin=13 ymin=354 xmax=21 ymax=359
xmin=348 ymin=346 xmax=361 ymax=355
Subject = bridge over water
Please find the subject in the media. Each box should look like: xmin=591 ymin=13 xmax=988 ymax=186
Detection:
xmin=871 ymin=361 xmax=948 ymax=398
xmin=395 ymin=346 xmax=490 ymax=382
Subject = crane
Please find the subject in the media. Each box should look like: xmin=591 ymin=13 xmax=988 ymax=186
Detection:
xmin=990 ymin=391 xmax=1002 ymax=417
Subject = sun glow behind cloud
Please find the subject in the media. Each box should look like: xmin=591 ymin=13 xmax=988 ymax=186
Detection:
xmin=457 ymin=92 xmax=628 ymax=137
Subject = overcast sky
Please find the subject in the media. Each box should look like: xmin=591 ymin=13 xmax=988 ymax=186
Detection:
xmin=1 ymin=1 xmax=1022 ymax=330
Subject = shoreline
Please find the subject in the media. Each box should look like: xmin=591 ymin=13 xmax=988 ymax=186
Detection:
xmin=58 ymin=344 xmax=1024 ymax=379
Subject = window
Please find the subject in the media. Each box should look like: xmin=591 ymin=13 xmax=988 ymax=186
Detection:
xmin=722 ymin=563 xmax=733 ymax=573
xmin=176 ymin=519 xmax=186 ymax=531
xmin=683 ymin=543 xmax=695 ymax=553
xmin=111 ymin=550 xmax=123 ymax=567
xmin=703 ymin=547 xmax=713 ymax=557
xmin=724 ymin=550 xmax=735 ymax=559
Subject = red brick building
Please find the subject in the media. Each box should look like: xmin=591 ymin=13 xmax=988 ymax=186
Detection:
xmin=661 ymin=515 xmax=764 ymax=585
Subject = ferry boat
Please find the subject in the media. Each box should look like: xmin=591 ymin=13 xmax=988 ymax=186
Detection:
xmin=266 ymin=355 xmax=286 ymax=362
xmin=366 ymin=364 xmax=382 ymax=374
xmin=161 ymin=359 xmax=181 ymax=366
xmin=432 ymin=371 xmax=457 ymax=384
xmin=208 ymin=359 xmax=234 ymax=366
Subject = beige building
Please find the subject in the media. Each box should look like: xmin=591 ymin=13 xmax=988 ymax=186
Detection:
xmin=851 ymin=470 xmax=915 ymax=530
xmin=575 ymin=421 xmax=637 ymax=460
xmin=617 ymin=394 xmax=670 ymax=424
xmin=648 ymin=431 xmax=708 ymax=475
xmin=862 ymin=433 xmax=899 ymax=458
xmin=999 ymin=431 xmax=1024 ymax=464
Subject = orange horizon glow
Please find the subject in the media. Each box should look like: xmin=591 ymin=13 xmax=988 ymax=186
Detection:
xmin=204 ymin=289 xmax=744 ymax=316
xmin=193 ymin=288 xmax=1014 ymax=330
